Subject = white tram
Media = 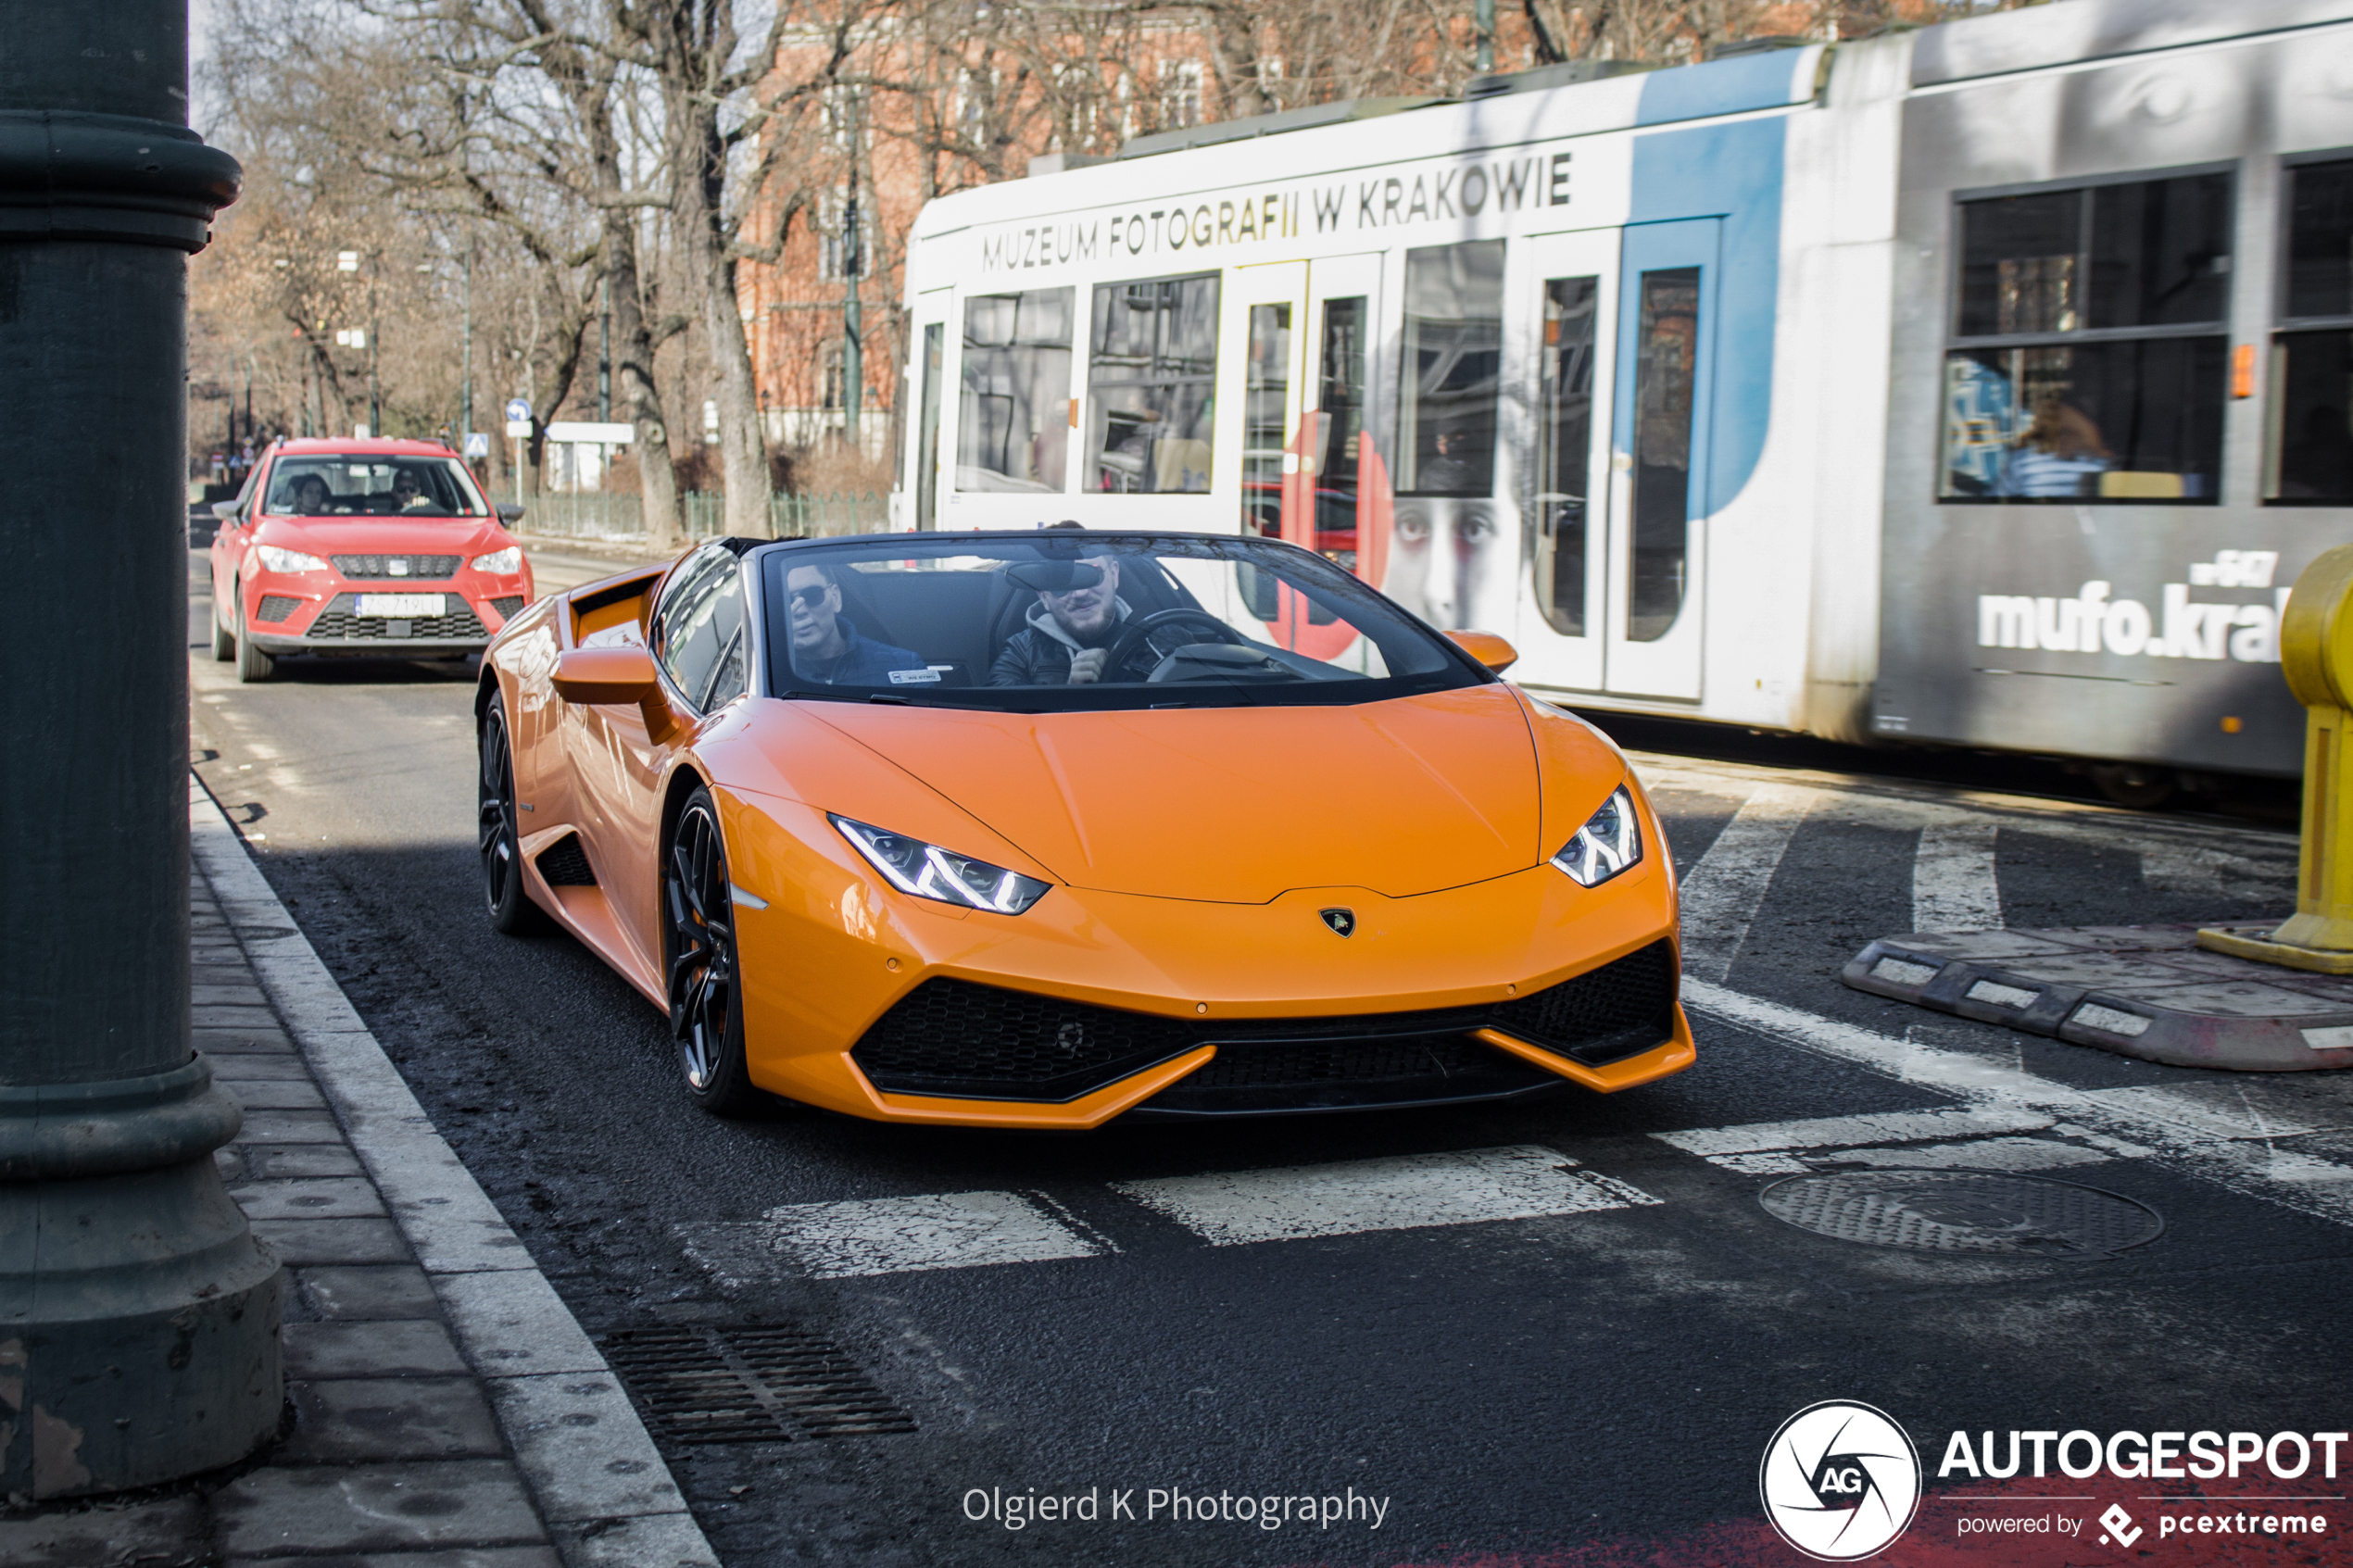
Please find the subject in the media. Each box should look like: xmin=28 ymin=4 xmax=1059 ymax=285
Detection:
xmin=896 ymin=0 xmax=2353 ymax=788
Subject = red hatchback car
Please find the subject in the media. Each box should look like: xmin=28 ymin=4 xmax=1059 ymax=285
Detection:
xmin=209 ymin=439 xmax=536 ymax=681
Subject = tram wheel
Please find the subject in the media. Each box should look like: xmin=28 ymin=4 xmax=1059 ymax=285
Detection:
xmin=2088 ymin=764 xmax=2177 ymax=810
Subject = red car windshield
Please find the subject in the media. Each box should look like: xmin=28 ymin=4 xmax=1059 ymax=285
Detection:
xmin=265 ymin=456 xmax=486 ymax=518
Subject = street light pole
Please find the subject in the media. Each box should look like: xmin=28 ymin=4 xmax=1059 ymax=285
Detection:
xmin=0 ymin=5 xmax=282 ymax=1498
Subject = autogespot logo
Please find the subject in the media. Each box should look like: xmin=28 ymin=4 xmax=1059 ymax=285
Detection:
xmin=1760 ymin=1401 xmax=1923 ymax=1562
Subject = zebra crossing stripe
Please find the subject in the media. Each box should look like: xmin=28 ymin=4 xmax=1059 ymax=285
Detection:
xmin=1682 ymin=979 xmax=2353 ymax=1227
xmin=1112 ymin=1145 xmax=1659 ymax=1248
xmin=684 ymin=1190 xmax=1104 ymax=1281
xmin=1655 ymin=1105 xmax=2053 ymax=1157
xmin=1674 ymin=784 xmax=1820 ymax=985
xmin=1913 ymin=818 xmax=2003 ymax=934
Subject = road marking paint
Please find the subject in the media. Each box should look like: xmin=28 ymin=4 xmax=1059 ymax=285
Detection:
xmin=1675 ymin=784 xmax=1821 ymax=984
xmin=1112 ymin=1145 xmax=1658 ymax=1248
xmin=1685 ymin=980 xmax=2353 ymax=1228
xmin=2074 ymin=1083 xmax=2346 ymax=1142
xmin=1914 ymin=818 xmax=2002 ymax=933
xmin=717 ymin=1191 xmax=1101 ymax=1279
xmin=1655 ymin=1105 xmax=2052 ymax=1158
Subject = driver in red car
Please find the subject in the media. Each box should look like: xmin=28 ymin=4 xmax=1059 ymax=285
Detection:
xmin=989 ymin=553 xmax=1145 ymax=685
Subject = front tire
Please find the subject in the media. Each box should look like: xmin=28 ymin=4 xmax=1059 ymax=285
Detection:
xmin=233 ymin=582 xmax=273 ymax=683
xmin=664 ymin=787 xmax=765 ymax=1117
xmin=211 ymin=592 xmax=234 ymax=661
xmin=478 ymin=695 xmax=552 ymax=935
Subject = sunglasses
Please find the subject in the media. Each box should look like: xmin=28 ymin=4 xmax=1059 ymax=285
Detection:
xmin=790 ymin=583 xmax=833 ymax=608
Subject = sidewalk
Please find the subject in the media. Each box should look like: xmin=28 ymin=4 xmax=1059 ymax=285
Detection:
xmin=0 ymin=782 xmax=718 ymax=1567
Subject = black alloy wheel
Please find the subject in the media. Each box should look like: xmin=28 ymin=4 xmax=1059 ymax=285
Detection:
xmin=664 ymin=787 xmax=765 ymax=1116
xmin=478 ymin=696 xmax=551 ymax=935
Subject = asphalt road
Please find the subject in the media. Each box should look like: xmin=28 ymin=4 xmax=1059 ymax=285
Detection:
xmin=185 ymin=545 xmax=2353 ymax=1567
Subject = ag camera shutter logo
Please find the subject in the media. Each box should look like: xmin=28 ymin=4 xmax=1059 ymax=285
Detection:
xmin=1759 ymin=1400 xmax=1921 ymax=1561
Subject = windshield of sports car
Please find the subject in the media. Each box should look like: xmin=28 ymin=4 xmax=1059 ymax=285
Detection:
xmin=759 ymin=533 xmax=1486 ymax=711
xmin=263 ymin=456 xmax=488 ymax=517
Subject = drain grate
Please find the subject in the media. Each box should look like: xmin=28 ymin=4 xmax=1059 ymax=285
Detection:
xmin=1759 ymin=1171 xmax=2163 ymax=1259
xmin=600 ymin=1324 xmax=918 ymax=1445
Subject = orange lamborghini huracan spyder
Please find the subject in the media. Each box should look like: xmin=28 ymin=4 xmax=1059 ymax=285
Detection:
xmin=475 ymin=531 xmax=1691 ymax=1126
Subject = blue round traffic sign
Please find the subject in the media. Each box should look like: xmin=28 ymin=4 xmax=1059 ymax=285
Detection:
xmin=504 ymin=398 xmax=532 ymax=423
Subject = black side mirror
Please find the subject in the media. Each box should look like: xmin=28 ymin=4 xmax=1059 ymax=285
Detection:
xmin=496 ymin=502 xmax=526 ymax=523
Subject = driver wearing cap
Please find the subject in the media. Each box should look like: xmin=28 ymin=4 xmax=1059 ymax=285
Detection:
xmin=989 ymin=554 xmax=1141 ymax=685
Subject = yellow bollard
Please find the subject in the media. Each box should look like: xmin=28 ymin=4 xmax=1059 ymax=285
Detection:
xmin=2198 ymin=542 xmax=2353 ymax=972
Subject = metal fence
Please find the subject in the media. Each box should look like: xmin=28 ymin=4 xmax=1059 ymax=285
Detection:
xmin=518 ymin=490 xmax=891 ymax=543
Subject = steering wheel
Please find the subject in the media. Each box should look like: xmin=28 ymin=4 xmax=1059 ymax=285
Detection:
xmin=1103 ymin=608 xmax=1252 ymax=676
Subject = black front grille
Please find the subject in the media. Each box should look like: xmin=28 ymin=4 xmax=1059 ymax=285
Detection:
xmin=536 ymin=834 xmax=596 ymax=886
xmin=331 ymin=554 xmax=460 ymax=579
xmin=308 ymin=594 xmax=487 ymax=642
xmin=489 ymin=595 xmax=525 ymax=622
xmin=849 ymin=939 xmax=1680 ymax=1105
xmin=1141 ymin=1035 xmax=1557 ymax=1116
xmin=255 ymin=595 xmax=303 ymax=624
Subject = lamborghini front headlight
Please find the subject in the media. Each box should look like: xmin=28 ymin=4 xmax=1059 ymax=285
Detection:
xmin=831 ymin=815 xmax=1052 ymax=915
xmin=1551 ymin=785 xmax=1642 ymax=888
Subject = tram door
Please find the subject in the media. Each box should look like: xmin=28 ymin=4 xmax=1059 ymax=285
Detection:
xmin=1516 ymin=230 xmax=1619 ymax=692
xmin=1605 ymin=219 xmax=1718 ymax=701
xmin=907 ymin=287 xmax=952 ymax=529
xmin=1223 ymin=256 xmax=1386 ymax=657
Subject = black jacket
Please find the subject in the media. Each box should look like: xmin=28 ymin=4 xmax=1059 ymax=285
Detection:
xmin=988 ymin=601 xmax=1139 ymax=686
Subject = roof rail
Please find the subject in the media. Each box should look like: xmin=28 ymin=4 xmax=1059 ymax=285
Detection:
xmin=1117 ymin=95 xmax=1439 ymax=160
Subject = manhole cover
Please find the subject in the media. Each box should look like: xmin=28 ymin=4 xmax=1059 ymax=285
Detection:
xmin=1758 ymin=1172 xmax=2162 ymax=1258
xmin=602 ymin=1324 xmax=918 ymax=1444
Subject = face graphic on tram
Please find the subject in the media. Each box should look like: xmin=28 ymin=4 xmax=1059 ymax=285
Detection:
xmin=1384 ymin=497 xmax=1516 ymax=633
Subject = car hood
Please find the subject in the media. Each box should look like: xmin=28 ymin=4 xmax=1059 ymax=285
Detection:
xmin=255 ymin=518 xmax=510 ymax=558
xmin=805 ymin=686 xmax=1544 ymax=903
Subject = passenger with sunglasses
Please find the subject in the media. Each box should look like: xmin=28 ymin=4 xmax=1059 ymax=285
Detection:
xmin=782 ymin=562 xmax=928 ymax=686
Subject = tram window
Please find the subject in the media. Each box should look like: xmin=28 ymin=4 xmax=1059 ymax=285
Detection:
xmin=2087 ymin=175 xmax=2232 ymax=329
xmin=2284 ymin=159 xmax=2353 ymax=320
xmin=957 ymin=288 xmax=1072 ymax=493
xmin=1086 ymin=272 xmax=1218 ymax=494
xmin=1629 ymin=268 xmax=1698 ymax=643
xmin=1239 ymin=303 xmax=1291 ymax=620
xmin=1398 ymin=241 xmax=1504 ymax=496
xmin=2270 ymin=162 xmax=2353 ymax=505
xmin=1534 ymin=276 xmax=1599 ymax=638
xmin=1316 ymin=297 xmax=1367 ymax=574
xmin=1945 ymin=173 xmax=2232 ymax=504
xmin=1958 ymin=191 xmax=2080 ymax=338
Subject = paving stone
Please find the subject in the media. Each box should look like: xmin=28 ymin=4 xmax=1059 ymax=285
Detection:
xmin=0 ymin=1494 xmax=207 ymax=1566
xmin=286 ymin=1318 xmax=470 ymax=1378
xmin=282 ymin=1377 xmax=506 ymax=1461
xmin=231 ymin=1177 xmax=386 ymax=1221
xmin=215 ymin=1461 xmax=546 ymax=1557
xmin=195 ymin=1025 xmax=297 ymax=1053
xmin=195 ymin=983 xmax=274 ymax=1006
xmin=240 ymin=1144 xmax=366 ymax=1180
xmin=299 ymin=1264 xmax=443 ymax=1320
xmin=220 ymin=1077 xmax=327 ymax=1110
xmin=237 ymin=1109 xmax=346 ymax=1143
xmin=232 ymin=1550 xmax=561 ymax=1568
xmin=209 ymin=1053 xmax=318 ymax=1082
xmin=194 ymin=1005 xmax=282 ymax=1029
xmin=252 ymin=1217 xmax=413 ymax=1266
